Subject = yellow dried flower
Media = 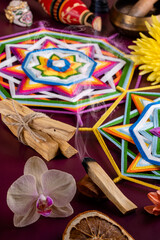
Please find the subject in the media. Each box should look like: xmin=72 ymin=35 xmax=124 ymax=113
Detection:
xmin=129 ymin=16 xmax=160 ymax=85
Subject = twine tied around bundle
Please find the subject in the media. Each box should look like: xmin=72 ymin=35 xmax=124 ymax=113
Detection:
xmin=3 ymin=100 xmax=47 ymax=144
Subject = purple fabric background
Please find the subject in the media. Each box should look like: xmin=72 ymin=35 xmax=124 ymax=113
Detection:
xmin=0 ymin=1 xmax=159 ymax=240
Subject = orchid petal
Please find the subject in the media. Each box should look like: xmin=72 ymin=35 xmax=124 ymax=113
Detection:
xmin=148 ymin=192 xmax=160 ymax=206
xmin=49 ymin=203 xmax=73 ymax=218
xmin=24 ymin=156 xmax=48 ymax=193
xmin=41 ymin=170 xmax=76 ymax=207
xmin=13 ymin=202 xmax=40 ymax=227
xmin=7 ymin=175 xmax=38 ymax=215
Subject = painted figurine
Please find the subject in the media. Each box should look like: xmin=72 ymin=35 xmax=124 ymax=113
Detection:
xmin=5 ymin=0 xmax=33 ymax=27
xmin=38 ymin=0 xmax=102 ymax=31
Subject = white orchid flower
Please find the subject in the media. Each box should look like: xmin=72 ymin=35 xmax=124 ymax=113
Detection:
xmin=7 ymin=156 xmax=76 ymax=227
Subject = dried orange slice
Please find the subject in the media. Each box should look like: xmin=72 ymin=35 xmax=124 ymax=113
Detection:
xmin=63 ymin=210 xmax=134 ymax=240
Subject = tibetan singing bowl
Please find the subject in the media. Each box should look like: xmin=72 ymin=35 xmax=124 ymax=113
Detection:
xmin=110 ymin=0 xmax=160 ymax=37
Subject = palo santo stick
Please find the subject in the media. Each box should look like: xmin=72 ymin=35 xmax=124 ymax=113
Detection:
xmin=1 ymin=114 xmax=59 ymax=161
xmin=0 ymin=99 xmax=77 ymax=160
xmin=77 ymin=174 xmax=106 ymax=199
xmin=53 ymin=138 xmax=77 ymax=158
xmin=128 ymin=0 xmax=157 ymax=17
xmin=0 ymin=99 xmax=76 ymax=141
xmin=82 ymin=157 xmax=137 ymax=214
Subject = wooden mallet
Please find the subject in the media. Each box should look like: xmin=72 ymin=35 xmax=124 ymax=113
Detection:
xmin=82 ymin=157 xmax=137 ymax=214
xmin=128 ymin=0 xmax=158 ymax=17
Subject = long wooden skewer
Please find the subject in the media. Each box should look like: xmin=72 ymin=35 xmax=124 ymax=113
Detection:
xmin=82 ymin=157 xmax=137 ymax=214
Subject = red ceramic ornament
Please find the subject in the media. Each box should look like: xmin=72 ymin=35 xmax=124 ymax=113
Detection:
xmin=38 ymin=0 xmax=102 ymax=31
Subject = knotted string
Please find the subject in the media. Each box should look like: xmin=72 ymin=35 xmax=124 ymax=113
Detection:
xmin=3 ymin=100 xmax=47 ymax=144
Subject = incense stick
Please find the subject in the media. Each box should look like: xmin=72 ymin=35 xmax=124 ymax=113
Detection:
xmin=82 ymin=157 xmax=137 ymax=214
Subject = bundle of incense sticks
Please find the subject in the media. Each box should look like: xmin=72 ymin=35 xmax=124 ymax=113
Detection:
xmin=0 ymin=98 xmax=77 ymax=161
xmin=82 ymin=157 xmax=137 ymax=214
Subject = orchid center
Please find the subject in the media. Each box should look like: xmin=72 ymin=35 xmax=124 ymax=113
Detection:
xmin=36 ymin=194 xmax=53 ymax=217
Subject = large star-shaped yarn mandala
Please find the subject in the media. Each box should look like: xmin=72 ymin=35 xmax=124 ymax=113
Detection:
xmin=0 ymin=28 xmax=134 ymax=113
xmin=99 ymin=92 xmax=160 ymax=180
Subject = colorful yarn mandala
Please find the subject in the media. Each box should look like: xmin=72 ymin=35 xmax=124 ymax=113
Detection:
xmin=129 ymin=16 xmax=160 ymax=85
xmin=0 ymin=28 xmax=134 ymax=115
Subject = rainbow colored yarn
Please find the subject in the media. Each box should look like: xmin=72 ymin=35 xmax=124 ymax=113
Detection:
xmin=0 ymin=28 xmax=134 ymax=113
